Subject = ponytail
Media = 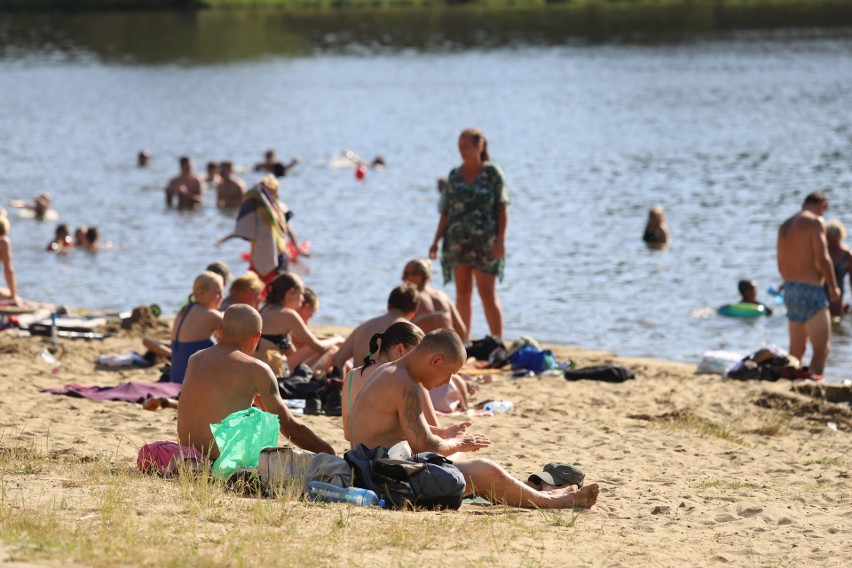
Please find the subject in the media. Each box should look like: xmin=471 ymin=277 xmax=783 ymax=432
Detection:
xmin=362 ymin=332 xmax=383 ymax=371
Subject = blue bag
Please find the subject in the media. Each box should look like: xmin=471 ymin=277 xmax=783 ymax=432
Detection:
xmin=508 ymin=346 xmax=558 ymax=374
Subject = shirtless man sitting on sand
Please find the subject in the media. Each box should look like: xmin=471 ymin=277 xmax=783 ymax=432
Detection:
xmin=177 ymin=304 xmax=336 ymax=459
xmin=777 ymin=192 xmax=840 ymax=379
xmin=349 ymin=328 xmax=599 ymax=509
xmin=332 ymin=283 xmax=419 ymax=377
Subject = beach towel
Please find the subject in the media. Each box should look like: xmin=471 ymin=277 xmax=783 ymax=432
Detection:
xmin=45 ymin=381 xmax=181 ymax=403
xmin=563 ymin=365 xmax=635 ymax=383
xmin=232 ymin=185 xmax=290 ymax=276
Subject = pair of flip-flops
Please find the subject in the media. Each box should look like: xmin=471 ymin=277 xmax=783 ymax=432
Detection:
xmin=528 ymin=462 xmax=585 ymax=490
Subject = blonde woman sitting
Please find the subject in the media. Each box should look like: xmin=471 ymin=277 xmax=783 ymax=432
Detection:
xmin=170 ymin=271 xmax=224 ymax=384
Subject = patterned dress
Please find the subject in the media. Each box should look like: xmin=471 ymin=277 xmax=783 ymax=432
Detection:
xmin=439 ymin=163 xmax=510 ymax=284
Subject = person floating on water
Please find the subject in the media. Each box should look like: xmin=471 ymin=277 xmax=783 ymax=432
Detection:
xmin=737 ymin=279 xmax=773 ymax=316
xmin=777 ymin=192 xmax=839 ymax=380
xmin=9 ymin=193 xmax=53 ymax=221
xmin=254 ymin=149 xmax=302 ymax=178
xmin=643 ymin=206 xmax=670 ymax=248
xmin=137 ymin=149 xmax=151 ymax=168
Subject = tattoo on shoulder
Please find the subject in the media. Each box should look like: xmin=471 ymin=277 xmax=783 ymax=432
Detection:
xmin=403 ymin=385 xmax=426 ymax=445
xmin=269 ymin=381 xmax=278 ymax=396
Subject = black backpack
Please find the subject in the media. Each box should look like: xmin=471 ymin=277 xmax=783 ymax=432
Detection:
xmin=343 ymin=444 xmax=466 ymax=510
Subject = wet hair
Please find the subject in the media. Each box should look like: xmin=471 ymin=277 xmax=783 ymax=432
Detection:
xmin=85 ymin=227 xmax=99 ymax=244
xmin=265 ymin=149 xmax=276 ymax=160
xmin=827 ymin=219 xmax=847 ymax=241
xmin=460 ymin=128 xmax=490 ymax=162
xmin=222 ymin=304 xmax=262 ymax=340
xmin=302 ymin=287 xmax=318 ymax=309
xmin=179 ymin=156 xmax=190 ymax=168
xmin=419 ymin=328 xmax=466 ymax=365
xmin=405 ymin=258 xmax=432 ymax=287
xmin=55 ymin=224 xmax=71 ymax=239
xmin=265 ymin=272 xmax=303 ymax=306
xmin=738 ymin=279 xmax=756 ymax=296
xmin=362 ymin=321 xmax=425 ymax=371
xmin=387 ymin=283 xmax=419 ymax=314
xmin=230 ymin=272 xmax=265 ymax=295
xmin=0 ymin=216 xmax=9 ymax=236
xmin=804 ymin=192 xmax=828 ymax=206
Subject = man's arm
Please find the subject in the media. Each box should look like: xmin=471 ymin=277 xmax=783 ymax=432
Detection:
xmin=399 ymin=382 xmax=489 ymax=456
xmin=255 ymin=368 xmax=335 ymax=455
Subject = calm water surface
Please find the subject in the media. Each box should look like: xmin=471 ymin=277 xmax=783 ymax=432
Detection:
xmin=1 ymin=11 xmax=852 ymax=379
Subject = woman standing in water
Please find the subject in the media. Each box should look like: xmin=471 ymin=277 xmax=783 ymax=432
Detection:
xmin=429 ymin=128 xmax=509 ymax=341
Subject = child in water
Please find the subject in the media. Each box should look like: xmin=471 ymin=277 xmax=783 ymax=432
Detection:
xmin=643 ymin=206 xmax=670 ymax=248
xmin=738 ymin=279 xmax=773 ymax=316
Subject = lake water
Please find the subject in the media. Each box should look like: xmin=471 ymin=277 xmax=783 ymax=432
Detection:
xmin=1 ymin=9 xmax=852 ymax=380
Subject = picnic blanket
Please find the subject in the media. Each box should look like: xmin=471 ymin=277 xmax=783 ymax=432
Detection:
xmin=45 ymin=382 xmax=181 ymax=403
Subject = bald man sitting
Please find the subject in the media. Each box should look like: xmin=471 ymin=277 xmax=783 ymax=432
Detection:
xmin=178 ymin=304 xmax=335 ymax=459
xmin=349 ymin=329 xmax=599 ymax=509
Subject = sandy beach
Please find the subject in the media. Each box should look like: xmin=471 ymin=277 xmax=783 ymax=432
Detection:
xmin=0 ymin=314 xmax=850 ymax=567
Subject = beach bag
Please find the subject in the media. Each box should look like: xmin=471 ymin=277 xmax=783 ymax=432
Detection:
xmin=210 ymin=408 xmax=280 ymax=477
xmin=726 ymin=347 xmax=796 ymax=381
xmin=344 ymin=444 xmax=465 ymax=510
xmin=137 ymin=441 xmax=203 ymax=478
xmin=465 ymin=335 xmax=508 ymax=367
xmin=563 ymin=364 xmax=635 ymax=383
xmin=508 ymin=346 xmax=559 ymax=374
xmin=255 ymin=446 xmax=352 ymax=496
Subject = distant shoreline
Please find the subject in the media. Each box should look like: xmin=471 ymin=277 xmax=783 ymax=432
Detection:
xmin=1 ymin=0 xmax=849 ymax=13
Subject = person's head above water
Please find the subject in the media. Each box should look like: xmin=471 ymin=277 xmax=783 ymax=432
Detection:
xmin=738 ymin=279 xmax=757 ymax=302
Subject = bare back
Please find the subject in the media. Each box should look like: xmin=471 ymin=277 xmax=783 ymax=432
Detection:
xmin=349 ymin=361 xmax=420 ymax=450
xmin=171 ymin=303 xmax=222 ymax=343
xmin=177 ymin=344 xmax=276 ymax=458
xmin=777 ymin=211 xmax=829 ymax=285
xmin=412 ymin=287 xmax=464 ymax=335
xmin=342 ymin=361 xmax=388 ymax=442
xmin=334 ymin=312 xmax=406 ymax=370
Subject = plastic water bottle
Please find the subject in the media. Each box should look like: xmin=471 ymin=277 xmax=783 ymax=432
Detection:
xmin=307 ymin=481 xmax=385 ymax=507
xmin=483 ymin=400 xmax=514 ymax=413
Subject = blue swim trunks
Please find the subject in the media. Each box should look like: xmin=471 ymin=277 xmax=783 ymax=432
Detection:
xmin=784 ymin=281 xmax=829 ymax=323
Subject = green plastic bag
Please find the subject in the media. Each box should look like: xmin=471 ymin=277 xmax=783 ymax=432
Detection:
xmin=210 ymin=408 xmax=280 ymax=477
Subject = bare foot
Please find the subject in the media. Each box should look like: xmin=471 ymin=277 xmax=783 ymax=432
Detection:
xmin=546 ymin=484 xmax=599 ymax=509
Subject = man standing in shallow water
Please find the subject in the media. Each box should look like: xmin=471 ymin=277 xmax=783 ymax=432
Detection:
xmin=777 ymin=192 xmax=840 ymax=379
xmin=165 ymin=156 xmax=205 ymax=210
